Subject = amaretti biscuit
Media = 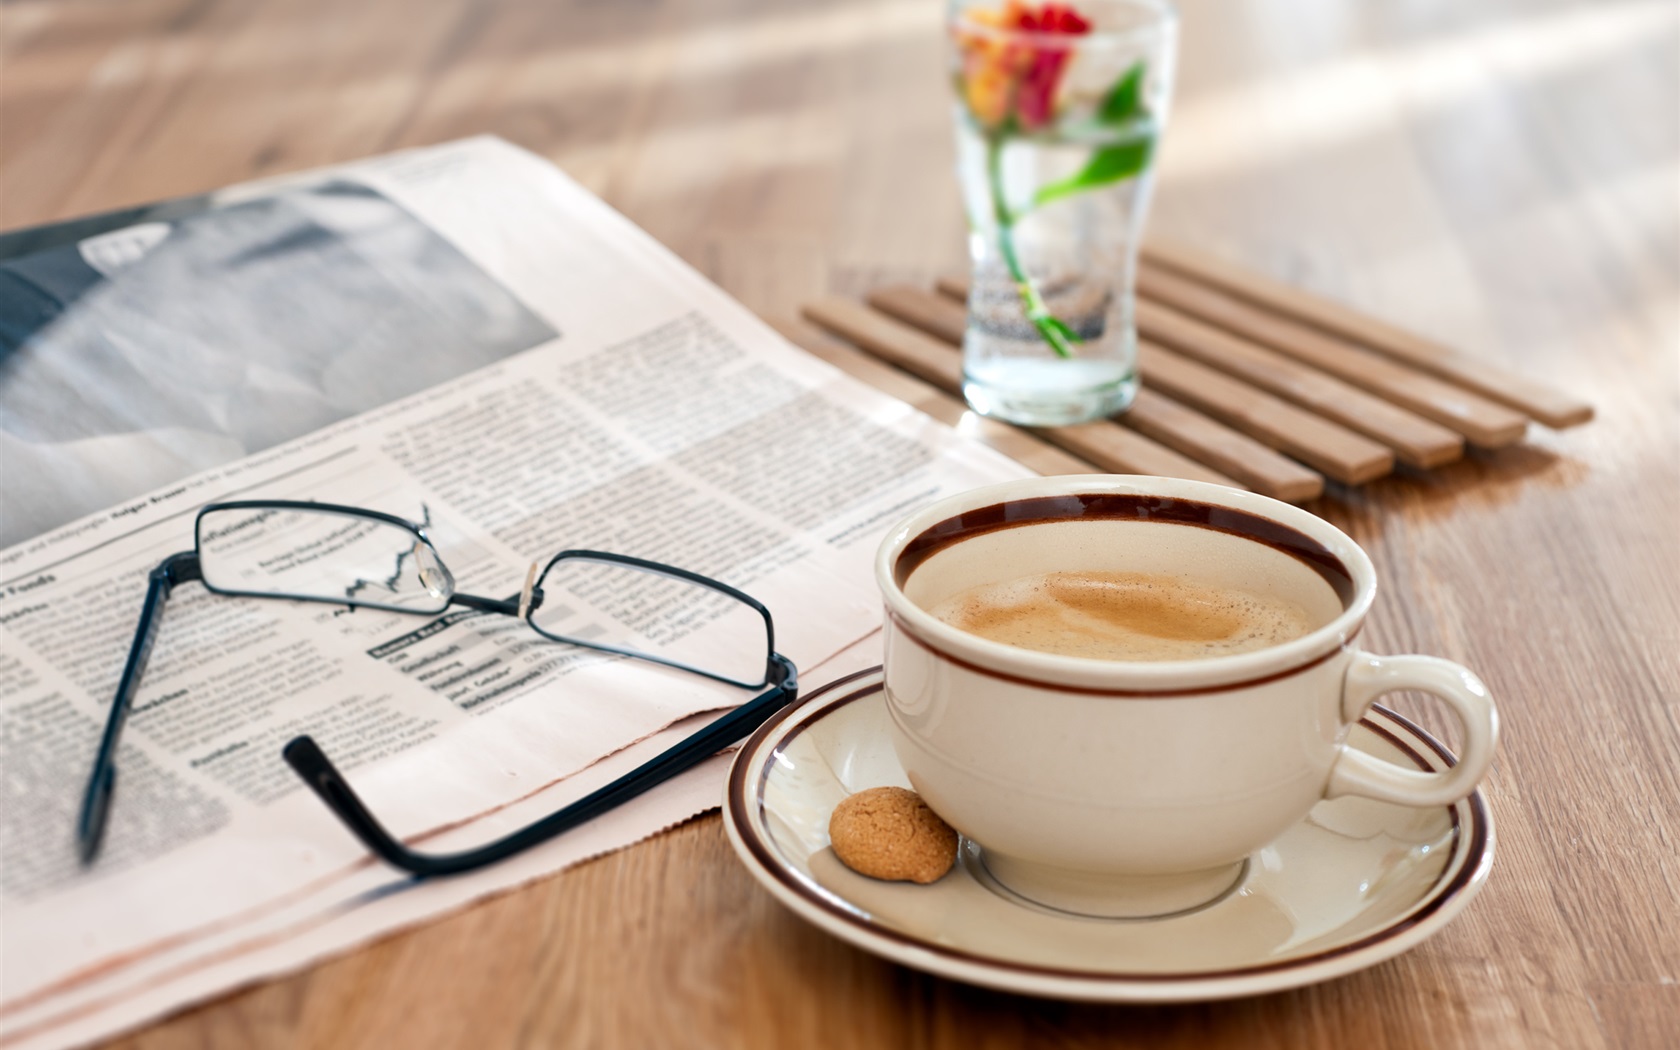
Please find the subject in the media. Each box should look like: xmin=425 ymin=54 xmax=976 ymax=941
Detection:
xmin=828 ymin=786 xmax=958 ymax=884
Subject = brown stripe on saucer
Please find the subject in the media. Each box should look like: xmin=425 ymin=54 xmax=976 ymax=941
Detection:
xmin=726 ymin=672 xmax=1488 ymax=987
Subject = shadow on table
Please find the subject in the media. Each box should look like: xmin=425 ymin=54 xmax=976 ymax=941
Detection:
xmin=1309 ymin=439 xmax=1589 ymax=535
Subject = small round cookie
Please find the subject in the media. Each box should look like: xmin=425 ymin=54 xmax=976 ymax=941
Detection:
xmin=828 ymin=786 xmax=958 ymax=884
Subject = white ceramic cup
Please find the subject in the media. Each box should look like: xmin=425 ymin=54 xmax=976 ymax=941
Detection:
xmin=875 ymin=475 xmax=1498 ymax=918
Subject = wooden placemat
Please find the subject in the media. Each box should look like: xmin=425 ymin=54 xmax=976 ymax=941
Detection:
xmin=798 ymin=242 xmax=1592 ymax=504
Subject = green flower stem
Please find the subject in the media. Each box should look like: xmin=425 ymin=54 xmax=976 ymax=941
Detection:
xmin=986 ymin=132 xmax=1078 ymax=360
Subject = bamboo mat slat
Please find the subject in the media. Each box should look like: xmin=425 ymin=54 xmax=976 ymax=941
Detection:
xmin=771 ymin=319 xmax=1095 ymax=477
xmin=1134 ymin=297 xmax=1466 ymax=468
xmin=1031 ymin=419 xmax=1245 ymax=489
xmin=865 ymin=285 xmax=1327 ymax=499
xmin=802 ymin=296 xmax=965 ymax=389
xmin=803 ymin=256 xmax=1587 ymax=503
xmin=940 ymin=273 xmax=1466 ymax=469
xmin=1135 ymin=342 xmax=1395 ymax=484
xmin=1136 ymin=266 xmax=1529 ymax=447
xmin=801 ymin=297 xmax=1242 ymax=488
xmin=1139 ymin=240 xmax=1595 ymax=429
xmin=869 ymin=283 xmax=1389 ymax=485
xmin=866 ymin=284 xmax=968 ymax=346
xmin=1123 ymin=388 xmax=1325 ymax=502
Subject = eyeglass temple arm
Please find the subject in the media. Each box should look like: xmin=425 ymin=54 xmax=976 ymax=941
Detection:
xmin=78 ymin=551 xmax=202 ymax=864
xmin=283 ymin=653 xmax=798 ymax=878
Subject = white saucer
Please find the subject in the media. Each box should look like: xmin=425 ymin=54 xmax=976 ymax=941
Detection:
xmin=723 ymin=668 xmax=1495 ymax=1002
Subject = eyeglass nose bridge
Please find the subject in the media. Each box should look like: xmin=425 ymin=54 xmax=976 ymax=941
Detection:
xmin=516 ymin=561 xmax=541 ymax=620
xmin=415 ymin=541 xmax=455 ymax=600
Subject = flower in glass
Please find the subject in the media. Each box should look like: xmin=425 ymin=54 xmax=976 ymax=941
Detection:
xmin=952 ymin=2 xmax=1157 ymax=358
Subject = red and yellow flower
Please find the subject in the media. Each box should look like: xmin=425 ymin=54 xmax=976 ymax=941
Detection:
xmin=955 ymin=2 xmax=1092 ymax=131
xmin=951 ymin=2 xmax=1156 ymax=359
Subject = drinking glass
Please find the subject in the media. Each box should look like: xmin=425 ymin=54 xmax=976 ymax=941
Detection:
xmin=948 ymin=0 xmax=1177 ymax=425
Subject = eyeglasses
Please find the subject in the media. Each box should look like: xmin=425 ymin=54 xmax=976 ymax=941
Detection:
xmin=79 ymin=499 xmax=798 ymax=877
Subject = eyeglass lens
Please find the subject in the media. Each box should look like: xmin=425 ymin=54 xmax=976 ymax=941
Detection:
xmin=529 ymin=555 xmax=772 ymax=688
xmin=197 ymin=505 xmax=454 ymax=614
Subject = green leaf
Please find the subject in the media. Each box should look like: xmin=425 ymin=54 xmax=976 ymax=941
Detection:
xmin=1031 ymin=132 xmax=1155 ymax=209
xmin=1044 ymin=316 xmax=1081 ymax=355
xmin=1099 ymin=61 xmax=1146 ymax=125
xmin=1026 ymin=61 xmax=1154 ymax=210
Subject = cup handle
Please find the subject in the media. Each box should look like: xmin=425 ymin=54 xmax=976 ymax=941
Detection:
xmin=1326 ymin=652 xmax=1499 ymax=807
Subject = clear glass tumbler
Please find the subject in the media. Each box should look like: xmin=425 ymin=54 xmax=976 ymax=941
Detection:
xmin=948 ymin=1 xmax=1177 ymax=426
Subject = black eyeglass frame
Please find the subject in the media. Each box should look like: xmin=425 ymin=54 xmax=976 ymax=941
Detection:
xmin=77 ymin=499 xmax=798 ymax=877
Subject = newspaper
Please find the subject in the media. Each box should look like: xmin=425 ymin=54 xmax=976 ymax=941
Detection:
xmin=0 ymin=138 xmax=1030 ymax=1048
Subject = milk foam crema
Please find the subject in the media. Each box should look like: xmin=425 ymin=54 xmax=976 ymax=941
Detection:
xmin=928 ymin=570 xmax=1318 ymax=662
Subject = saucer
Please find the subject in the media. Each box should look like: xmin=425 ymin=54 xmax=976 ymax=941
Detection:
xmin=723 ymin=668 xmax=1495 ymax=1002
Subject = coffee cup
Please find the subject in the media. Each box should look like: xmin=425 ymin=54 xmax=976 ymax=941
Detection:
xmin=874 ymin=475 xmax=1497 ymax=918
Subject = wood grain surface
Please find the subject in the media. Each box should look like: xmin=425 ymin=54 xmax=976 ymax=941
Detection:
xmin=2 ymin=0 xmax=1676 ymax=1047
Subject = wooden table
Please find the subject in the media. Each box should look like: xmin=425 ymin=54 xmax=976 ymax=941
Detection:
xmin=3 ymin=0 xmax=1676 ymax=1046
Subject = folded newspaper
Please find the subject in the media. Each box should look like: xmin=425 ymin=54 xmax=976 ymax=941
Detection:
xmin=0 ymin=137 xmax=1030 ymax=1049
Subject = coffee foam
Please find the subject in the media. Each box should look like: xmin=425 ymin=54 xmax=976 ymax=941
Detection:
xmin=928 ymin=570 xmax=1318 ymax=662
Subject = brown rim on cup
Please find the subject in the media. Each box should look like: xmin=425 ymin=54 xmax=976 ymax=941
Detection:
xmin=875 ymin=475 xmax=1377 ymax=693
